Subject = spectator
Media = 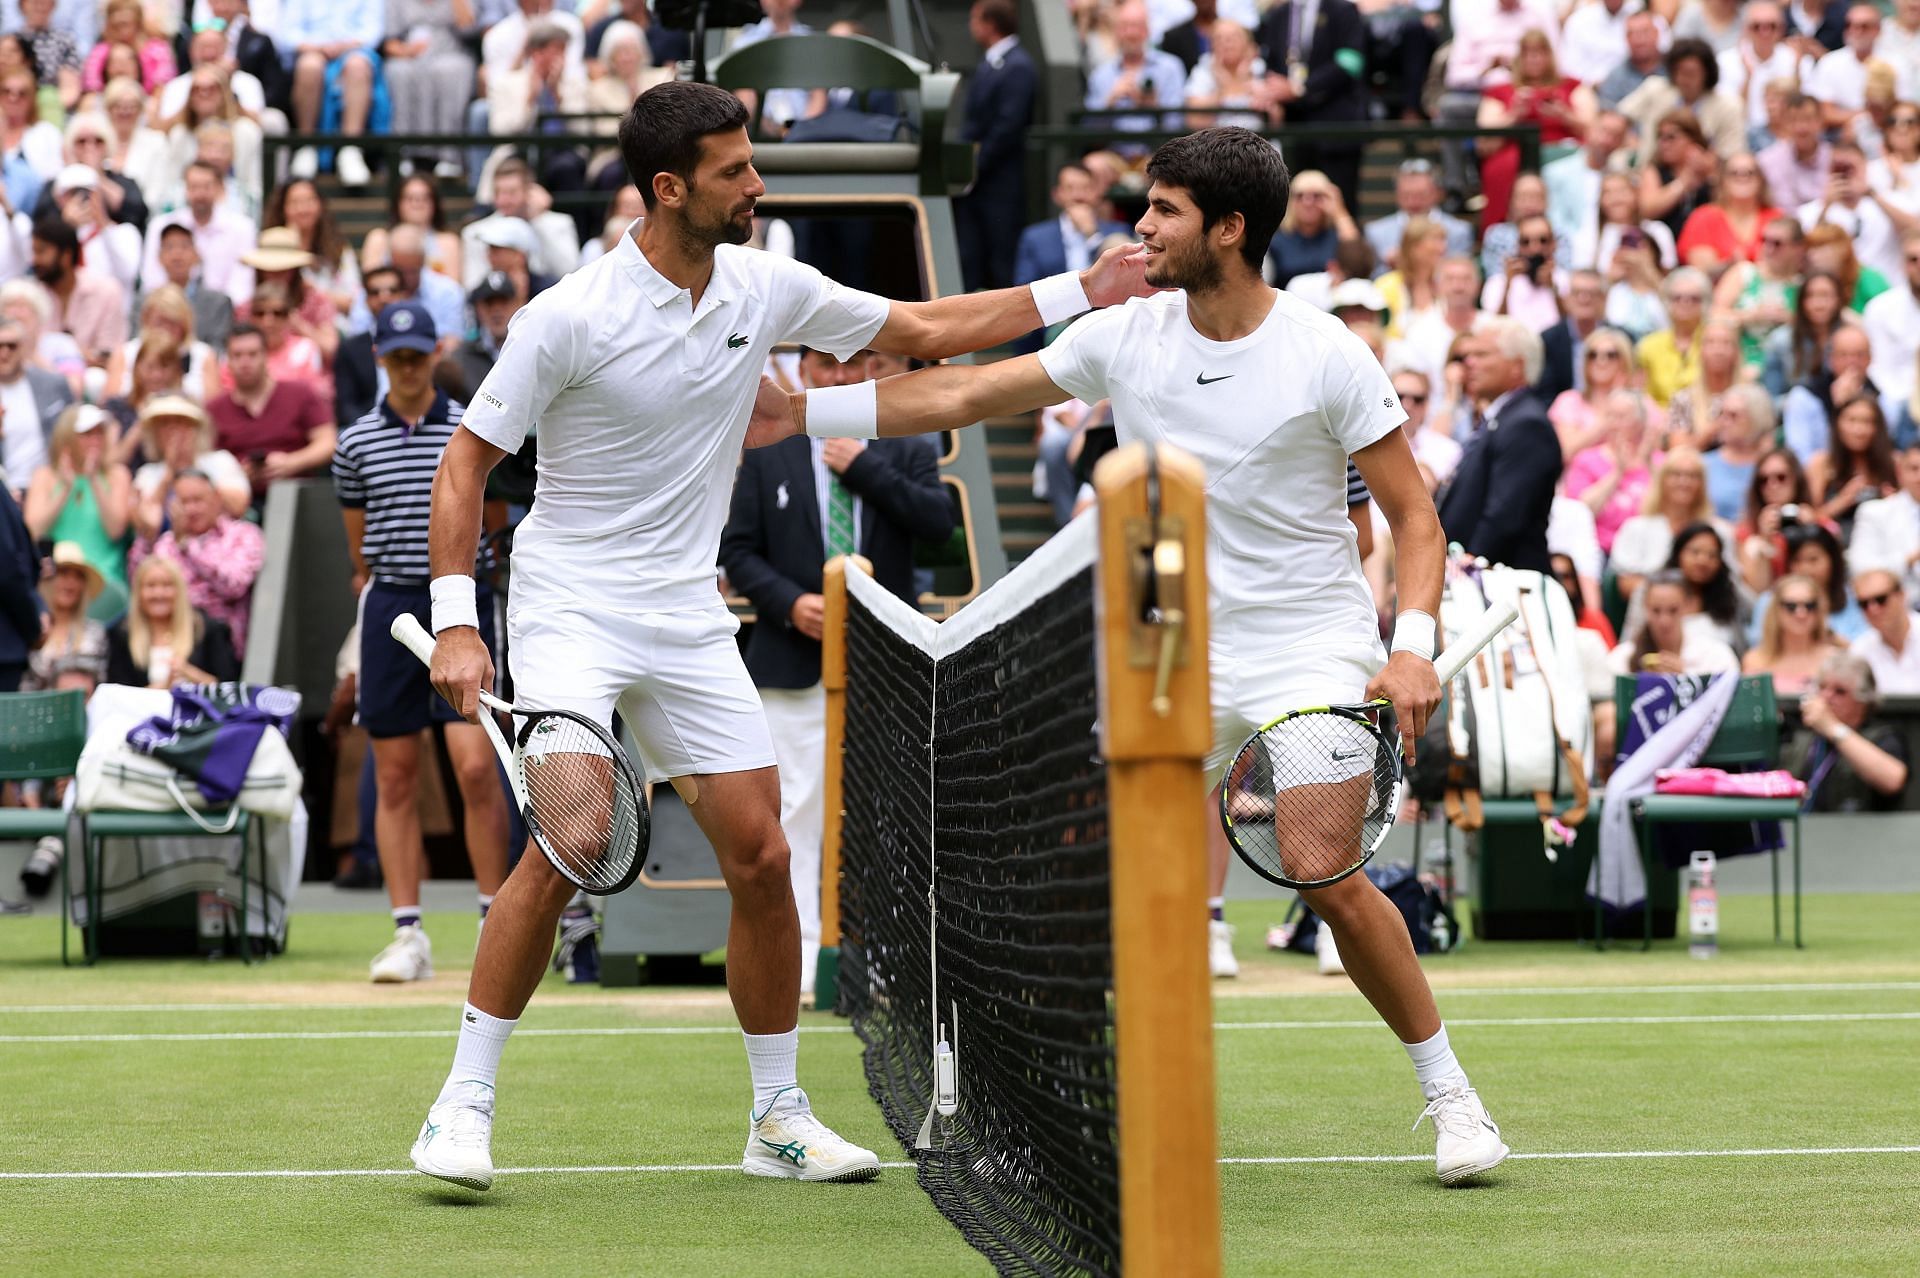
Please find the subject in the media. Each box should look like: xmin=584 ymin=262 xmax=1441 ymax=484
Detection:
xmin=1160 ymin=0 xmax=1261 ymax=74
xmin=333 ymin=265 xmax=402 ymax=427
xmin=1399 ymin=254 xmax=1483 ymax=385
xmin=104 ymin=552 xmax=240 ymax=686
xmin=1013 ymin=161 xmax=1130 ymax=294
xmin=1810 ymin=393 xmax=1900 ymax=538
xmin=31 ymin=212 xmax=125 ymax=365
xmin=1483 ymin=213 xmax=1568 ymax=331
xmin=1757 ymin=93 xmax=1834 ymax=215
xmin=21 ymin=404 xmax=128 ymax=587
xmin=1851 ymin=446 xmax=1920 ymax=595
xmin=1743 ymin=571 xmax=1844 ymax=691
xmin=129 ymin=466 xmax=265 ymax=653
xmin=1582 ymin=171 xmax=1677 ymax=275
xmin=1735 ymin=446 xmax=1818 ymax=593
xmin=155 ymin=23 xmax=272 ymax=125
xmin=463 ymin=157 xmax=580 ymax=290
xmin=1545 ymin=110 xmax=1632 ymax=249
xmin=955 ymin=0 xmax=1035 ymax=293
xmin=1860 ymin=231 xmax=1920 ymax=403
xmin=1675 ymin=0 xmax=1743 ymax=57
xmin=585 ymin=21 xmax=672 ymax=191
xmin=360 ymin=175 xmax=462 ymax=283
xmin=103 ymin=286 xmax=222 ymax=405
xmin=1435 ymin=0 xmax=1562 ymax=197
xmin=1800 ymin=142 xmax=1905 ymax=282
xmin=483 ymin=22 xmax=588 ymax=211
xmin=0 ymin=314 xmax=73 ymax=494
xmin=1610 ymin=567 xmax=1740 ymax=673
xmin=1564 ymin=387 xmax=1660 ymax=552
xmin=281 ymin=0 xmax=383 ymax=187
xmin=22 ymin=540 xmax=106 ymax=689
xmin=1807 ymin=222 xmax=1889 ymax=315
xmin=263 ymin=179 xmax=360 ymax=324
xmin=1537 ymin=270 xmax=1610 ymax=407
xmin=130 ymin=394 xmax=249 ymax=542
xmin=99 ymin=75 xmax=167 ymax=204
xmin=1755 ymin=518 xmax=1869 ymax=641
xmin=1717 ymin=214 xmax=1804 ymax=369
xmin=1390 ymin=365 xmax=1460 ymax=491
xmin=1809 ymin=5 xmax=1910 ymax=133
xmin=1596 ymin=10 xmax=1668 ymax=112
xmin=1868 ymin=99 xmax=1920 ymax=192
xmin=45 ymin=115 xmax=148 ymax=234
xmin=139 ymin=161 xmax=257 ymax=303
xmin=1439 ymin=317 xmax=1561 ymax=570
xmin=1611 ymin=447 xmax=1718 ymax=599
xmin=1363 ymin=159 xmax=1474 ymax=271
xmin=1849 ymin=567 xmax=1920 ymax=690
xmin=1483 ymin=173 xmax=1571 ymax=285
xmin=1283 ymin=233 xmax=1374 ymax=312
xmin=439 ymin=272 xmax=516 ymax=404
xmin=586 ymin=0 xmax=688 ymax=72
xmin=0 ymin=62 xmax=61 ymax=187
xmin=1700 ymin=381 xmax=1772 ymax=521
xmin=157 ymin=65 xmax=265 ymax=213
xmin=1087 ymin=2 xmax=1188 ymax=130
xmin=1184 ymin=19 xmax=1269 ymax=130
xmin=1677 ymin=152 xmax=1779 ymax=271
xmin=1768 ymin=271 xmax=1850 ymax=404
xmin=1787 ymin=0 xmax=1848 ymax=59
xmin=1720 ymin=2 xmax=1809 ymax=121
xmin=1789 ymin=650 xmax=1909 ymax=809
xmin=1477 ymin=32 xmax=1594 ymax=231
xmin=101 ymin=326 xmax=186 ymax=456
xmin=1377 ymin=218 xmax=1444 ymax=339
xmin=469 ymin=218 xmax=553 ymax=308
xmin=1884 ymin=0 xmax=1920 ymax=68
xmin=382 ymin=0 xmax=478 ymax=180
xmin=235 ymin=281 xmax=327 ymax=405
xmin=1666 ymin=317 xmax=1746 ymax=445
xmin=82 ymin=0 xmax=172 ymax=96
xmin=1637 ymin=108 xmax=1721 ymax=239
xmin=1624 ymin=39 xmax=1747 ymax=165
xmin=209 ymin=323 xmax=338 ymax=501
xmin=1560 ymin=0 xmax=1640 ymax=89
xmin=1659 ymin=519 xmax=1749 ymax=651
xmin=235 ymin=228 xmax=341 ymax=368
xmin=728 ymin=0 xmax=819 ymax=133
xmin=1547 ymin=322 xmax=1633 ymax=455
xmin=0 ymin=480 xmax=41 ymax=690
xmin=481 ymin=0 xmax=586 ymax=87
xmin=16 ymin=0 xmax=81 ymax=115
xmin=579 ymin=184 xmax=644 ymax=268
xmin=1633 ymin=266 xmax=1710 ymax=407
xmin=1552 ymin=549 xmax=1617 ymax=644
xmin=42 ymin=163 xmax=139 ymax=300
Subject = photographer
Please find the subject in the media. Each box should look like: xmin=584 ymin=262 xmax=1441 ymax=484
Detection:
xmin=1084 ymin=3 xmax=1188 ymax=133
xmin=1785 ymin=652 xmax=1909 ymax=811
xmin=1482 ymin=213 xmax=1568 ymax=331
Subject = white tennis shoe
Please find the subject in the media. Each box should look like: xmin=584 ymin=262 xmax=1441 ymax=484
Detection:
xmin=742 ymin=1087 xmax=881 ymax=1183
xmin=1208 ymin=919 xmax=1239 ymax=978
xmin=1415 ymin=1083 xmax=1509 ymax=1185
xmin=370 ymin=924 xmax=433 ymax=983
xmin=411 ymin=1082 xmax=495 ymax=1190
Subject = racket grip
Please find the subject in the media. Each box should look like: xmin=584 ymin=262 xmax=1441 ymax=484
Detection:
xmin=390 ymin=612 xmax=438 ymax=665
xmin=1435 ymin=601 xmax=1519 ymax=684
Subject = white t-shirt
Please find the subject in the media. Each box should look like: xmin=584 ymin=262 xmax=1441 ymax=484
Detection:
xmin=1851 ymin=619 xmax=1920 ymax=694
xmin=460 ymin=223 xmax=890 ymax=615
xmin=1037 ymin=289 xmax=1404 ymax=654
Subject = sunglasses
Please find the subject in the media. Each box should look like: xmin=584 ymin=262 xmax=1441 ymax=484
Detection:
xmin=1588 ymin=348 xmax=1623 ymax=361
xmin=1726 ymin=168 xmax=1760 ymax=178
xmin=1859 ymin=590 xmax=1901 ymax=609
xmin=1398 ymin=392 xmax=1428 ymax=404
xmin=0 ymin=341 xmax=19 ymax=351
xmin=1747 ymin=19 xmax=1781 ymax=29
xmin=1760 ymin=470 xmax=1794 ymax=483
xmin=253 ymin=307 xmax=289 ymax=318
xmin=1892 ymin=117 xmax=1920 ymax=128
xmin=1779 ymin=599 xmax=1818 ymax=614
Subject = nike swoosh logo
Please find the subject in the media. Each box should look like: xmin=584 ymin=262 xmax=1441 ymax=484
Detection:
xmin=1196 ymin=373 xmax=1234 ymax=385
xmin=1331 ymin=749 xmax=1361 ymax=762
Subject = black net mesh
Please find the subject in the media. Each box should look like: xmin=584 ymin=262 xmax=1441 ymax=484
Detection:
xmin=838 ymin=564 xmax=1118 ymax=1277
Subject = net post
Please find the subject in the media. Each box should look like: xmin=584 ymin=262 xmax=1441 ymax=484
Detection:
xmin=1092 ymin=442 xmax=1221 ymax=1277
xmin=816 ymin=552 xmax=870 ymax=1011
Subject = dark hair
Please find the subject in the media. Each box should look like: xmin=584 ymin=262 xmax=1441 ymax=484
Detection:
xmin=1666 ymin=38 xmax=1719 ymax=91
xmin=1664 ymin=520 xmax=1739 ymax=624
xmin=1145 ymin=126 xmax=1289 ymax=271
xmin=264 ymin=178 xmax=347 ymax=270
xmin=1789 ymin=271 xmax=1845 ymax=382
xmin=157 ymin=221 xmax=194 ymax=244
xmin=1633 ymin=569 xmax=1693 ymax=668
xmin=1829 ymin=393 xmax=1899 ymax=492
xmin=185 ymin=159 xmax=224 ymax=185
xmin=225 ymin=322 xmax=263 ymax=348
xmin=1549 ymin=552 xmax=1590 ymax=614
xmin=973 ymin=0 xmax=1018 ymax=38
xmin=1741 ymin=446 xmax=1813 ymax=532
xmin=1333 ymin=237 xmax=1378 ymax=280
xmin=364 ymin=264 xmax=404 ymax=291
xmin=386 ymin=175 xmax=443 ymax=233
xmin=493 ymin=157 xmax=534 ymax=189
xmin=619 ymin=81 xmax=750 ymax=209
xmin=31 ymin=213 xmax=78 ymax=261
xmin=1782 ymin=521 xmax=1848 ymax=614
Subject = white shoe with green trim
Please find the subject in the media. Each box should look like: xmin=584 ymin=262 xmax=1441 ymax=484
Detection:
xmin=411 ymin=1082 xmax=495 ymax=1191
xmin=741 ymin=1086 xmax=881 ymax=1183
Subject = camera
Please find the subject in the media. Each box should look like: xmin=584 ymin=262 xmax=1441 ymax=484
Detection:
xmin=1524 ymin=253 xmax=1548 ymax=276
xmin=1620 ymin=228 xmax=1645 ymax=250
xmin=1780 ymin=503 xmax=1802 ymax=526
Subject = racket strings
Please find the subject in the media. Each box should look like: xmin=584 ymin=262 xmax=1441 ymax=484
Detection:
xmin=1225 ymin=711 xmax=1398 ymax=888
xmin=517 ymin=716 xmax=645 ymax=894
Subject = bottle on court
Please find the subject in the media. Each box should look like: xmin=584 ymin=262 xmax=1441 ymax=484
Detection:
xmin=1686 ymin=851 xmax=1718 ymax=959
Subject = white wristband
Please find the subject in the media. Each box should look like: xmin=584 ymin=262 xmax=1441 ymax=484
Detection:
xmin=430 ymin=574 xmax=479 ymax=634
xmin=1030 ymin=270 xmax=1092 ymax=327
xmin=804 ymin=380 xmax=879 ymax=439
xmin=1390 ymin=609 xmax=1437 ymax=660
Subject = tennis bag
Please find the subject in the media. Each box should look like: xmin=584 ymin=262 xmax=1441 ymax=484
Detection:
xmin=1439 ymin=566 xmax=1592 ymax=831
xmin=1279 ymin=863 xmax=1458 ymax=955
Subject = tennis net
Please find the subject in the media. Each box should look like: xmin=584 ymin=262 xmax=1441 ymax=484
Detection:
xmin=836 ymin=515 xmax=1120 ymax=1276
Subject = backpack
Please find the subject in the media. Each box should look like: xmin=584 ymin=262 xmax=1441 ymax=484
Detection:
xmin=1278 ymin=862 xmax=1459 ymax=955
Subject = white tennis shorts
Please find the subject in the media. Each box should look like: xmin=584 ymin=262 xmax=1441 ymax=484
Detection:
xmin=1206 ymin=640 xmax=1383 ymax=787
xmin=507 ymin=602 xmax=776 ymax=784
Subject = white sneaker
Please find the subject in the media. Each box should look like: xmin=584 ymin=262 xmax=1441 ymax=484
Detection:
xmin=289 ymin=146 xmax=318 ymax=179
xmin=1315 ymin=921 xmax=1346 ymax=976
xmin=1415 ymin=1083 xmax=1510 ymax=1185
xmin=411 ymin=1082 xmax=495 ymax=1190
xmin=336 ymin=145 xmax=371 ymax=187
xmin=370 ymin=924 xmax=433 ymax=983
xmin=742 ymin=1086 xmax=881 ymax=1183
xmin=1208 ymin=919 xmax=1239 ymax=978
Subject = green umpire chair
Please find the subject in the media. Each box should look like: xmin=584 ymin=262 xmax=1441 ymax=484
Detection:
xmin=1602 ymin=673 xmax=1803 ymax=951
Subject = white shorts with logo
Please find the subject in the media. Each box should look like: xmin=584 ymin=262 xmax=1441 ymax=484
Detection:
xmin=1206 ymin=639 xmax=1384 ymax=787
xmin=507 ymin=602 xmax=775 ymax=784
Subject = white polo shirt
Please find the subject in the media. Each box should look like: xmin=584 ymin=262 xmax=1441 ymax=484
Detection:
xmin=1851 ymin=619 xmax=1920 ymax=694
xmin=1037 ymin=289 xmax=1405 ymax=655
xmin=461 ymin=222 xmax=891 ymax=616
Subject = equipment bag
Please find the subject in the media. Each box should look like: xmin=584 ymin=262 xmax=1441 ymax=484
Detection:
xmin=1279 ymin=863 xmax=1458 ymax=955
xmin=76 ymin=684 xmax=302 ymax=829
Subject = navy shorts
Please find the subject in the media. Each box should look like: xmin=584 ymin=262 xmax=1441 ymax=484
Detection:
xmin=357 ymin=580 xmax=496 ymax=739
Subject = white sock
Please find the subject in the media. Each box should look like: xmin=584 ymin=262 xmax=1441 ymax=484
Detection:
xmin=743 ymin=1028 xmax=799 ymax=1113
xmin=440 ymin=1002 xmax=516 ymax=1101
xmin=1404 ymin=1024 xmax=1468 ymax=1100
xmin=476 ymin=893 xmax=493 ymax=919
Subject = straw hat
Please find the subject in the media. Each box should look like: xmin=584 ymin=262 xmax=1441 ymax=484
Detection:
xmin=49 ymin=541 xmax=105 ymax=601
xmin=138 ymin=393 xmax=213 ymax=454
xmin=241 ymin=226 xmax=316 ymax=273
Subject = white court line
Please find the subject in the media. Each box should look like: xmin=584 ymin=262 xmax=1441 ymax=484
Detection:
xmin=2 ymin=1147 xmax=1916 ymax=1181
xmin=6 ymin=1010 xmax=1920 ymax=1044
xmin=8 ymin=980 xmax=1920 ymax=1016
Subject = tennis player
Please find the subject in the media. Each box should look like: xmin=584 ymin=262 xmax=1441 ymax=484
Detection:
xmin=409 ymin=81 xmax=1154 ymax=1191
xmin=749 ymin=126 xmax=1511 ymax=1186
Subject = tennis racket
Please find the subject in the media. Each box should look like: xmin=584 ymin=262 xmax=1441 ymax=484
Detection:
xmin=1221 ymin=603 xmax=1519 ymax=891
xmin=390 ymin=614 xmax=649 ymax=895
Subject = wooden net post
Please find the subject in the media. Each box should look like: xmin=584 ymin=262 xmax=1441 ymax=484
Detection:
xmin=1092 ymin=442 xmax=1221 ymax=1277
xmin=815 ymin=553 xmax=870 ymax=1011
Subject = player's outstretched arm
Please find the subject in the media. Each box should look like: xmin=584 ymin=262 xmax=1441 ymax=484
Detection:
xmin=745 ymin=355 xmax=1070 ymax=449
xmin=869 ymin=239 xmax=1152 ymax=361
xmin=1353 ymin=430 xmax=1447 ymax=758
xmin=426 ymin=426 xmax=509 ymax=722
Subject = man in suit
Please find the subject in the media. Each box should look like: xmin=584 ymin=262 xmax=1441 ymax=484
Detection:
xmin=0 ymin=481 xmax=41 ymax=693
xmin=1533 ymin=269 xmax=1607 ymax=404
xmin=1012 ymin=162 xmax=1130 ymax=350
xmin=718 ymin=347 xmax=955 ymax=996
xmin=334 ymin=266 xmax=402 ymax=429
xmin=152 ymin=224 xmax=234 ymax=351
xmin=1253 ymin=0 xmax=1369 ymax=209
xmin=1438 ymin=318 xmax=1562 ymax=572
xmin=955 ymin=0 xmax=1037 ymax=293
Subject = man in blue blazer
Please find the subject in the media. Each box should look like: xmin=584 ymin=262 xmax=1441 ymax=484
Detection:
xmin=719 ymin=347 xmax=956 ymax=995
xmin=0 ymin=483 xmax=43 ymax=694
xmin=955 ymin=0 xmax=1037 ymax=293
xmin=1438 ymin=319 xmax=1563 ymax=573
xmin=1011 ymin=161 xmax=1131 ymax=352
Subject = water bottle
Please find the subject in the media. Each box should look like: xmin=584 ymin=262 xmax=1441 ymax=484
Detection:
xmin=197 ymin=891 xmax=228 ymax=959
xmin=1686 ymin=851 xmax=1718 ymax=959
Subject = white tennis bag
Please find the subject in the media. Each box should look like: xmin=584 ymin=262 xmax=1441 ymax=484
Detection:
xmin=1439 ymin=567 xmax=1593 ymax=834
